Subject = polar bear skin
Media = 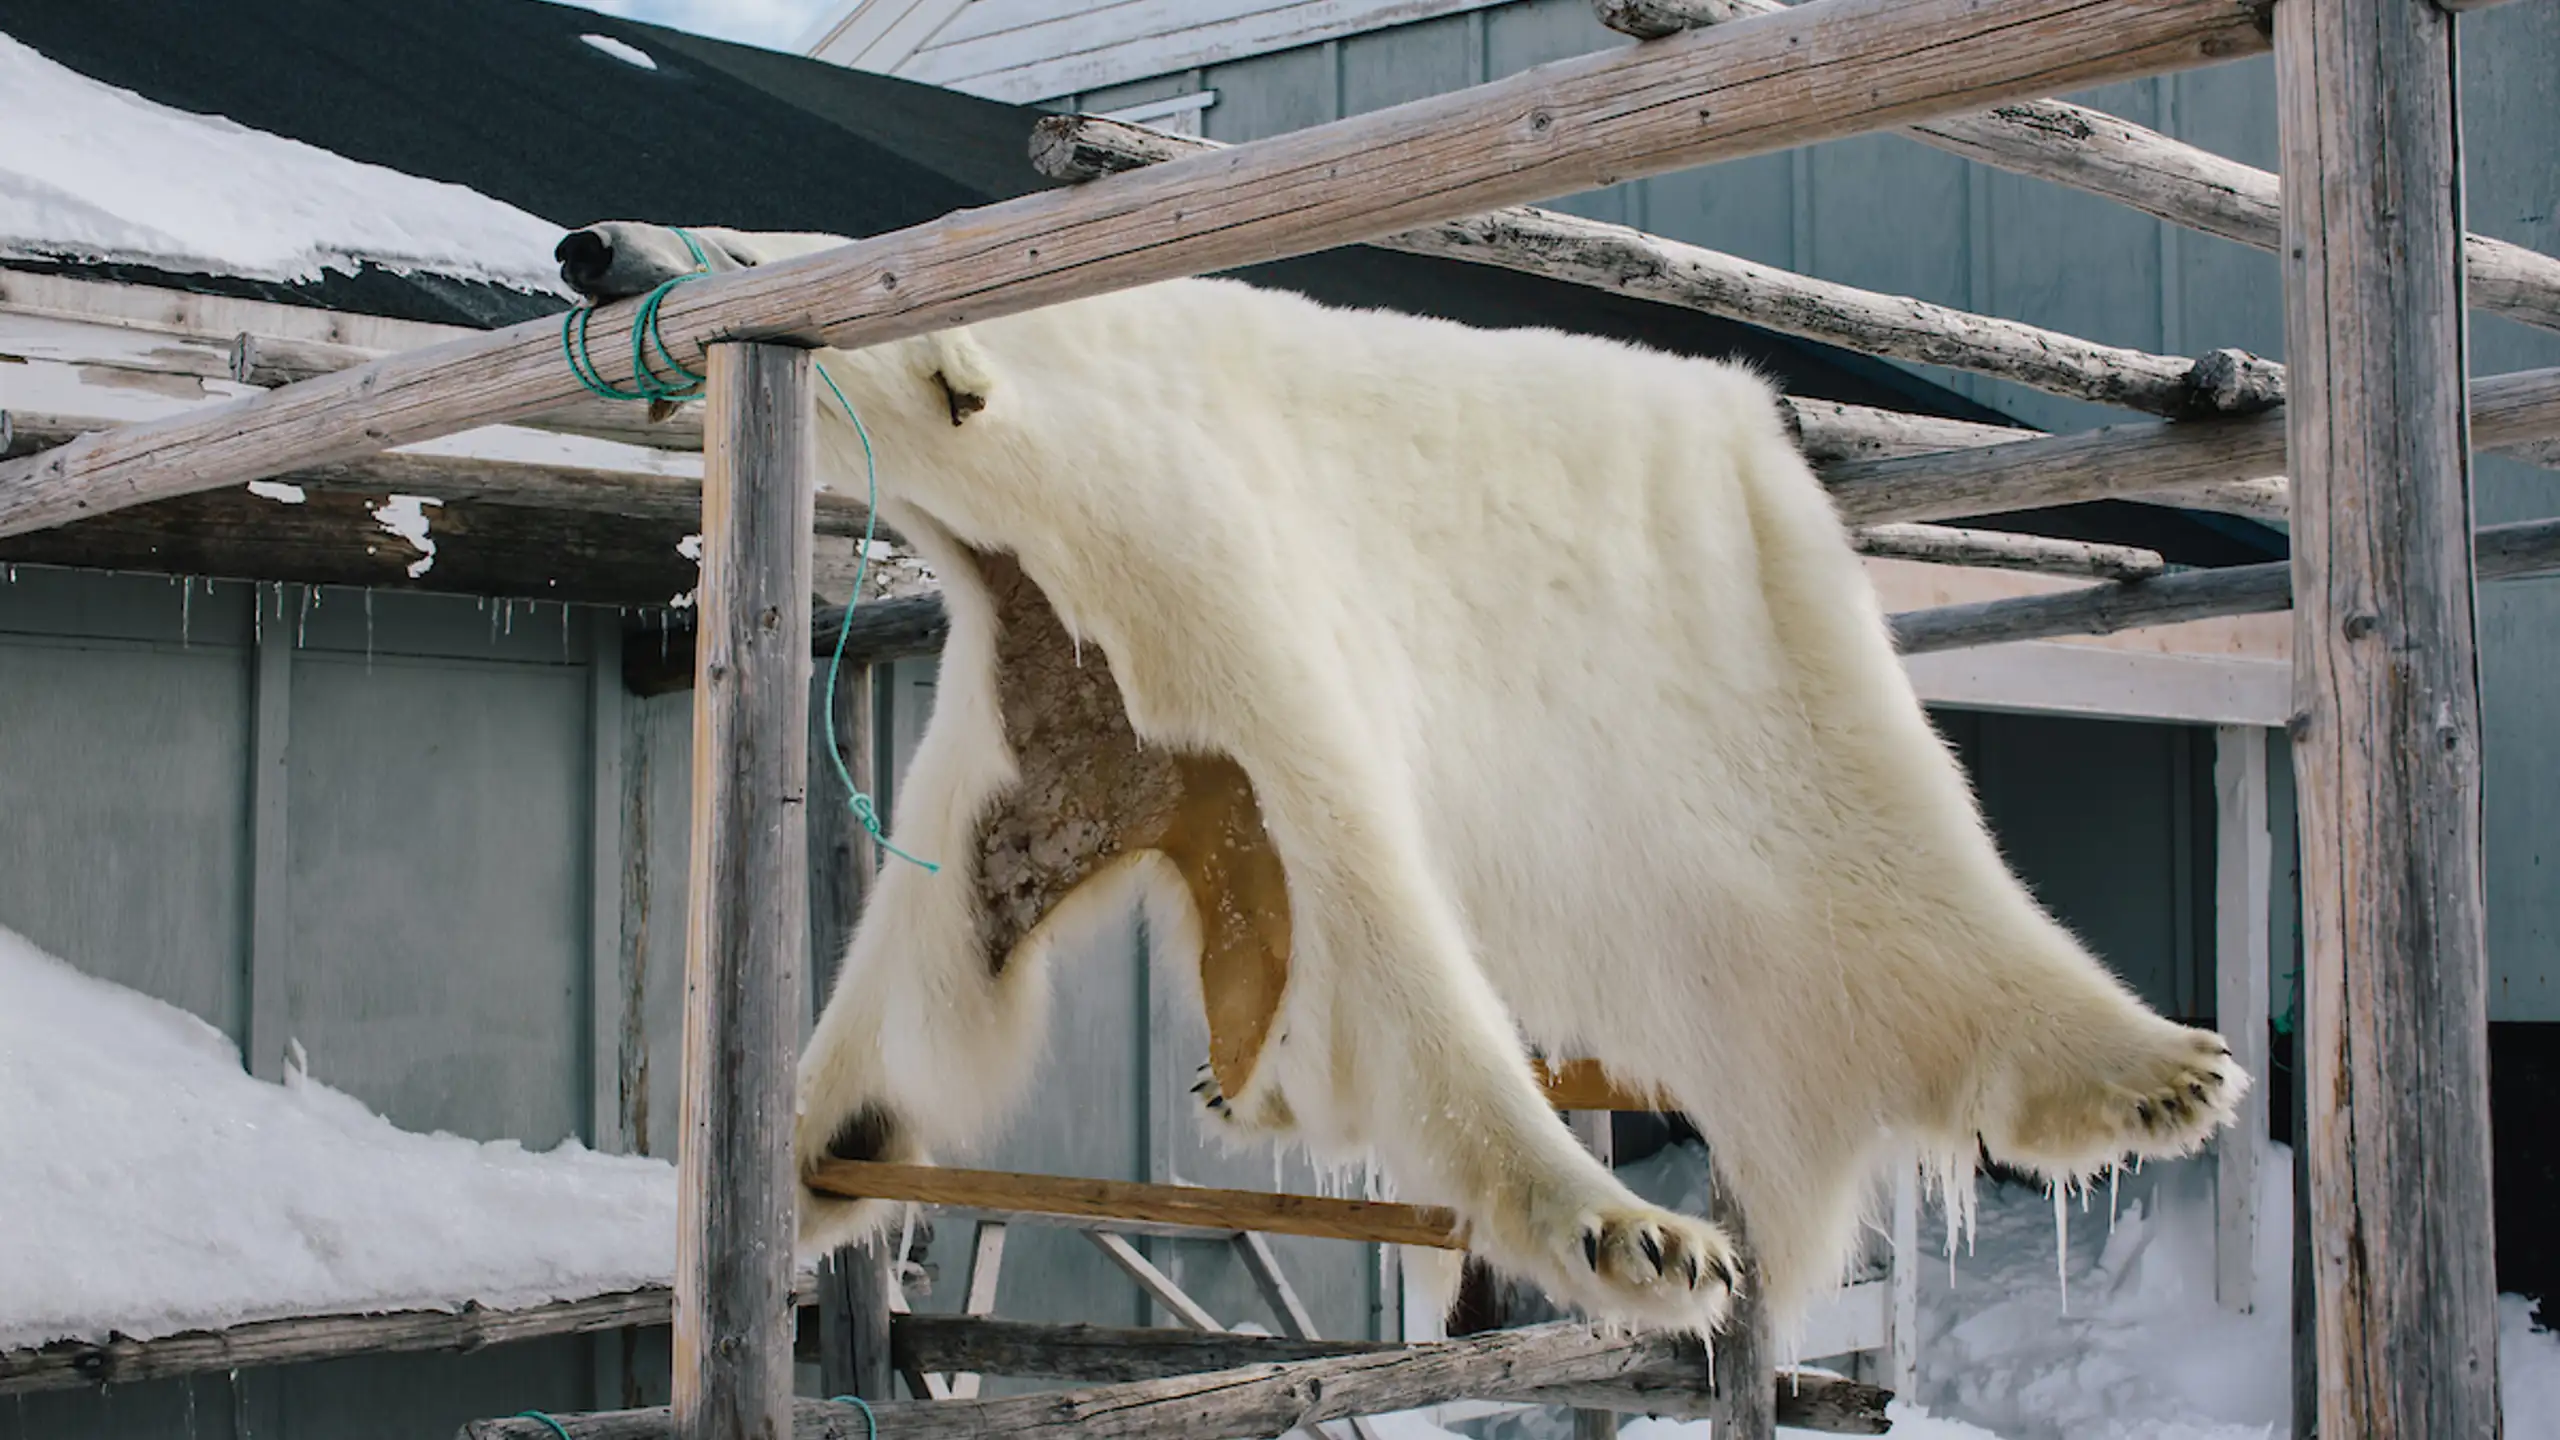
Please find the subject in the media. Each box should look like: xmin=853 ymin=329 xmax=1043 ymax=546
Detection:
xmin=569 ymin=223 xmax=2247 ymax=1342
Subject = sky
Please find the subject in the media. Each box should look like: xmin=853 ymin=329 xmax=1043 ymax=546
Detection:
xmin=549 ymin=0 xmax=841 ymax=52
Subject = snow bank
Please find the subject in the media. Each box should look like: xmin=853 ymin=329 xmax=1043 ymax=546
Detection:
xmin=0 ymin=925 xmax=675 ymax=1352
xmin=0 ymin=29 xmax=572 ymax=293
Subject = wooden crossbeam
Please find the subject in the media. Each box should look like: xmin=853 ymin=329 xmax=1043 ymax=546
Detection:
xmin=458 ymin=1318 xmax=1894 ymax=1438
xmin=0 ymin=0 xmax=2273 ymax=541
xmin=1596 ymin=0 xmax=2560 ymax=338
xmin=806 ymin=1161 xmax=1465 ymax=1249
xmin=1887 ymin=514 xmax=2560 ymax=654
xmin=1032 ymin=112 xmax=2287 ymax=420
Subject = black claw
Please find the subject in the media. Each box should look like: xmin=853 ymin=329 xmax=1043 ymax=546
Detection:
xmin=1685 ymin=1254 xmax=1704 ymax=1288
xmin=1640 ymin=1231 xmax=1664 ymax=1273
xmin=1581 ymin=1229 xmax=1601 ymax=1270
xmin=1208 ymin=1098 xmax=1228 ymax=1113
xmin=1708 ymin=1255 xmax=1736 ymax=1291
xmin=2189 ymin=1081 xmax=2209 ymax=1101
xmin=2136 ymin=1100 xmax=2155 ymax=1124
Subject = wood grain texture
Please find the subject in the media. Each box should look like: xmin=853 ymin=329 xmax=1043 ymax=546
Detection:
xmin=805 ymin=1160 xmax=1466 ymax=1249
xmin=1605 ymin=0 xmax=2560 ymax=338
xmin=0 ymin=0 xmax=2272 ymax=540
xmin=675 ymin=343 xmax=817 ymax=1440
xmin=1850 ymin=523 xmax=2163 ymax=580
xmin=2275 ymin=0 xmax=2502 ymax=1433
xmin=1887 ymin=516 xmax=2560 ymax=654
xmin=1822 ymin=365 xmax=2560 ymax=526
xmin=1707 ymin=1160 xmax=1776 ymax=1440
xmin=459 ymin=1318 xmax=1892 ymax=1438
xmin=231 ymin=332 xmax=706 ymax=452
xmin=2213 ymin=724 xmax=2272 ymax=1315
xmin=888 ymin=1315 xmax=1888 ymax=1430
xmin=1032 ymin=114 xmax=2285 ymax=419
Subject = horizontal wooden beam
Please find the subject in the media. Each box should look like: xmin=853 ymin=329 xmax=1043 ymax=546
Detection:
xmin=890 ymin=1314 xmax=1891 ymax=1431
xmin=1031 ymin=113 xmax=2287 ymax=420
xmin=1888 ymin=514 xmax=2560 ymax=654
xmin=458 ymin=1317 xmax=1888 ymax=1439
xmin=0 ymin=1279 xmax=819 ymax=1396
xmin=1596 ymin=0 xmax=2560 ymax=337
xmin=1532 ymin=1058 xmax=1670 ymax=1112
xmin=1851 ymin=522 xmax=2164 ymax=580
xmin=1823 ymin=365 xmax=2560 ymax=525
xmin=231 ymin=333 xmax=706 ymax=452
xmin=3 ymin=411 xmax=875 ymax=538
xmin=805 ymin=1160 xmax=1466 ymax=1249
xmin=0 ymin=0 xmax=2273 ymax=539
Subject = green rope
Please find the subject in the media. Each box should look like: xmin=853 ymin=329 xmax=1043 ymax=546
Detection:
xmin=828 ymin=1395 xmax=881 ymax=1438
xmin=512 ymin=1413 xmax=574 ymax=1440
xmin=560 ymin=225 xmax=933 ymax=873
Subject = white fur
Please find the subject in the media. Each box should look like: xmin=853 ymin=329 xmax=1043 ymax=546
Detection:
xmin=714 ymin=231 xmax=2247 ymax=1342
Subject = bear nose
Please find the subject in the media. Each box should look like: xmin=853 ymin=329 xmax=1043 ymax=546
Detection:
xmin=555 ymin=229 xmax=615 ymax=296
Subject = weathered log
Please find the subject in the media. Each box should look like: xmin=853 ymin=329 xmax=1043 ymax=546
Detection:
xmin=1822 ymin=365 xmax=2560 ymax=526
xmin=459 ymin=1318 xmax=1890 ymax=1439
xmin=1595 ymin=0 xmax=2560 ymax=338
xmin=2275 ymin=0 xmax=2501 ymax=1432
xmin=0 ymin=0 xmax=2277 ymax=541
xmin=1031 ymin=113 xmax=2285 ymax=420
xmin=1886 ymin=515 xmax=2560 ymax=655
xmin=889 ymin=1315 xmax=1888 ymax=1431
xmin=3 ymin=410 xmax=878 ymax=538
xmin=806 ymin=1160 xmax=1466 ymax=1250
xmin=1852 ymin=523 xmax=2163 ymax=580
xmin=673 ymin=344 xmax=816 ymax=1440
xmin=231 ymin=333 xmax=706 ymax=451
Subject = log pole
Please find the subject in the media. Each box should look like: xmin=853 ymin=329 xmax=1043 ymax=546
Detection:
xmin=2275 ymin=0 xmax=2502 ymax=1432
xmin=675 ymin=342 xmax=817 ymax=1440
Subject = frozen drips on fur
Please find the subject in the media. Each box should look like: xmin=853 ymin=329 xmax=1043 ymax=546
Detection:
xmin=2052 ymin=1179 xmax=2069 ymax=1314
xmin=1923 ymin=1146 xmax=1981 ymax=1287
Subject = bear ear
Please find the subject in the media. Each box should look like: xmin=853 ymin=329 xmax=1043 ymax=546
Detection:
xmin=926 ymin=329 xmax=999 ymax=427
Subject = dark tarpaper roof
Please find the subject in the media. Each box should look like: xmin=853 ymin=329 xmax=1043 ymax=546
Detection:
xmin=0 ymin=0 xmax=2281 ymax=561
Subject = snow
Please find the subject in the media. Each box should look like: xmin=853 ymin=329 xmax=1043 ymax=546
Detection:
xmin=0 ymin=925 xmax=676 ymax=1352
xmin=1372 ymin=1139 xmax=2560 ymax=1440
xmin=0 ymin=30 xmax=571 ymax=293
xmin=369 ymin=495 xmax=442 ymax=578
xmin=579 ymin=33 xmax=661 ymax=69
xmin=246 ymin=480 xmax=308 ymax=505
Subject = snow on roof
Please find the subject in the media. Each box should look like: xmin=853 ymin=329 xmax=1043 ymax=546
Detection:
xmin=0 ymin=925 xmax=674 ymax=1352
xmin=0 ymin=29 xmax=572 ymax=296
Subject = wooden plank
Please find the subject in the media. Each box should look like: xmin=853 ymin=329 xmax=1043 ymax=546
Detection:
xmin=887 ymin=1314 xmax=1890 ymax=1430
xmin=1032 ymin=113 xmax=2287 ymax=419
xmin=808 ymin=1160 xmax=1466 ymax=1249
xmin=1888 ymin=1166 xmax=1919 ymax=1398
xmin=1821 ymin=365 xmax=2560 ymax=527
xmin=589 ymin=621 xmax=626 ymax=1151
xmin=1595 ymin=0 xmax=2560 ymax=338
xmin=1088 ymin=1231 xmax=1226 ymax=1333
xmin=245 ymin=588 xmax=292 ymax=1083
xmin=816 ymin=1244 xmax=896 ymax=1405
xmin=2 ymin=1280 xmax=819 ymax=1396
xmin=1900 ymin=643 xmax=2291 ymax=728
xmin=1850 ymin=523 xmax=2163 ymax=580
xmin=674 ymin=343 xmax=818 ymax=1440
xmin=3 ymin=411 xmax=880 ymax=539
xmin=2213 ymin=725 xmax=2272 ymax=1315
xmin=1529 ymin=1058 xmax=1667 ymax=1113
xmin=0 ymin=0 xmax=2274 ymax=540
xmin=1707 ymin=1159 xmax=1776 ymax=1440
xmin=940 ymin=1221 xmax=1009 ymax=1399
xmin=1886 ymin=514 xmax=2560 ymax=655
xmin=2275 ymin=0 xmax=2501 ymax=1432
xmin=231 ymin=334 xmax=706 ymax=452
xmin=460 ymin=1317 xmax=1893 ymax=1438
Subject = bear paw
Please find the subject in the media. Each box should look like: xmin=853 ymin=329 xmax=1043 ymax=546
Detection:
xmin=1999 ymin=1023 xmax=2246 ymax=1178
xmin=1191 ymin=1060 xmax=1295 ymax=1137
xmin=1492 ymin=1175 xmax=1737 ymax=1332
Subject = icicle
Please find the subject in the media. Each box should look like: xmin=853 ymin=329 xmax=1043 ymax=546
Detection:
xmin=180 ymin=575 xmax=194 ymax=647
xmin=563 ymin=601 xmax=572 ymax=655
xmin=2109 ymin=1162 xmax=2122 ymax=1232
xmin=505 ymin=600 xmax=515 ymax=636
xmin=296 ymin=587 xmax=311 ymax=647
xmin=364 ymin=590 xmax=375 ymax=670
xmin=2053 ymin=1179 xmax=2070 ymax=1314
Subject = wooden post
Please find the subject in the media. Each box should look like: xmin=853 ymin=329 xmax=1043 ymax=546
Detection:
xmin=676 ymin=342 xmax=817 ymax=1440
xmin=1565 ymin=1112 xmax=1620 ymax=1440
xmin=2275 ymin=0 xmax=2502 ymax=1434
xmin=2213 ymin=726 xmax=2272 ymax=1313
xmin=1706 ymin=1157 xmax=1775 ymax=1440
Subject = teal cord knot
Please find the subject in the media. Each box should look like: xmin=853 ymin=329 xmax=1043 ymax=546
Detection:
xmin=512 ymin=1413 xmax=575 ymax=1440
xmin=560 ymin=226 xmax=935 ymax=874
